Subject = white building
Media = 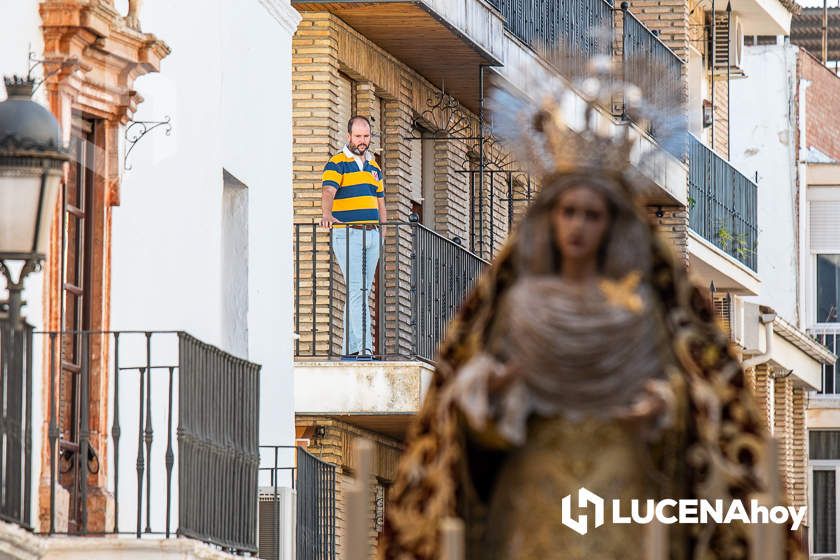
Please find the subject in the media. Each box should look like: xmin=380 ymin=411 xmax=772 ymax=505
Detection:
xmin=0 ymin=0 xmax=301 ymax=558
xmin=731 ymin=41 xmax=840 ymax=557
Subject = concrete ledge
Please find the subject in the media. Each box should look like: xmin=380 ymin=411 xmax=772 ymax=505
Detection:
xmin=688 ymin=230 xmax=761 ymax=295
xmin=294 ymin=360 xmax=435 ymax=415
xmin=0 ymin=525 xmax=241 ymax=560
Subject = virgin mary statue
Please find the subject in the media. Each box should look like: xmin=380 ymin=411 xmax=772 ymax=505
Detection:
xmin=378 ymin=70 xmax=805 ymax=560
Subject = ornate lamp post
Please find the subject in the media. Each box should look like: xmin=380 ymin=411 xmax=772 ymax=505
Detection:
xmin=0 ymin=76 xmax=67 ymax=327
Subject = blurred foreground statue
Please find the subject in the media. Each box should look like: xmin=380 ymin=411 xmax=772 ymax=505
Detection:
xmin=378 ymin=56 xmax=804 ymax=560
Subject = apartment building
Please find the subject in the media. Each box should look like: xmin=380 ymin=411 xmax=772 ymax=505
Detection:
xmin=726 ymin=25 xmax=840 ymax=557
xmin=288 ymin=0 xmax=822 ymax=557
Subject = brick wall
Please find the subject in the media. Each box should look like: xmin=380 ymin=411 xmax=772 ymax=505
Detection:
xmin=745 ymin=368 xmax=808 ymax=510
xmin=647 ymin=205 xmax=689 ymax=268
xmin=626 ymin=0 xmax=690 ymax=60
xmin=799 ymin=48 xmax=840 ymax=161
xmin=297 ymin=416 xmax=403 ymax=559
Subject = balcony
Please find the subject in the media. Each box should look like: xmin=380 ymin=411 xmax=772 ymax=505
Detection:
xmin=687 ymin=134 xmax=760 ymax=294
xmin=259 ymin=446 xmax=336 ymax=560
xmin=291 ymin=0 xmax=504 ymax=113
xmin=293 ymin=222 xmax=486 ymax=434
xmin=0 ymin=318 xmax=265 ymax=557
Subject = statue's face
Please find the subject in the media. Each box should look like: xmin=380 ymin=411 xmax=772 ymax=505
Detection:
xmin=551 ymin=185 xmax=610 ymax=265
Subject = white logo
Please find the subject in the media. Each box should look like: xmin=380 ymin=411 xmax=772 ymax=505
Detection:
xmin=561 ymin=487 xmax=604 ymax=535
xmin=559 ymin=489 xmax=807 ymax=535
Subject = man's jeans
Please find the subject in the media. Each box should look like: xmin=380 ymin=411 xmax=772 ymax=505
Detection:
xmin=332 ymin=226 xmax=380 ymax=355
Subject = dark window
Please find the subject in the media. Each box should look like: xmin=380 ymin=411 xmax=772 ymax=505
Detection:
xmin=813 ymin=469 xmax=837 ymax=554
xmin=811 ymin=431 xmax=840 ymax=460
xmin=818 ymin=254 xmax=840 ymax=323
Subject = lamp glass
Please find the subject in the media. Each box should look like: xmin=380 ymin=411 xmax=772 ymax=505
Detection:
xmin=0 ymin=167 xmax=62 ymax=256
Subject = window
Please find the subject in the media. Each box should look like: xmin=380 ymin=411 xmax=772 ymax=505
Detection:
xmin=814 ymin=330 xmax=839 ymax=395
xmin=818 ymin=254 xmax=840 ymax=323
xmin=812 ymin=431 xmax=840 ymax=554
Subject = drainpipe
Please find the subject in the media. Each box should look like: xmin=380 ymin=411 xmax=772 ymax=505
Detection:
xmin=743 ymin=312 xmax=776 ymax=434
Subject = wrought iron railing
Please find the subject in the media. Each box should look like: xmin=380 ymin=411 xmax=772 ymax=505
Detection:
xmin=258 ymin=445 xmax=336 ymax=560
xmin=621 ymin=5 xmax=684 ymax=149
xmin=488 ymin=0 xmax=614 ymax=75
xmin=810 ymin=326 xmax=840 ymax=395
xmin=294 ymin=221 xmax=488 ymax=362
xmin=296 ymin=447 xmax=337 ymax=560
xmin=29 ymin=330 xmax=260 ymax=553
xmin=0 ymin=315 xmax=34 ymax=529
xmin=688 ymin=134 xmax=758 ymax=271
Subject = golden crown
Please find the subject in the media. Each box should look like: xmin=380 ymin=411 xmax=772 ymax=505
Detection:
xmin=488 ymin=51 xmax=685 ymax=182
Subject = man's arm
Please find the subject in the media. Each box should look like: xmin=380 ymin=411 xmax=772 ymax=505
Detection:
xmin=321 ymin=187 xmax=339 ymax=229
xmin=377 ymin=197 xmax=388 ymax=224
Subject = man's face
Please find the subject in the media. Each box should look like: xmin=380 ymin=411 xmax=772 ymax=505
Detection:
xmin=347 ymin=121 xmax=371 ymax=156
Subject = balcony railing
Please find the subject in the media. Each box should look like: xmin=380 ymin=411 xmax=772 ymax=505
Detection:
xmin=488 ymin=0 xmax=614 ymax=75
xmin=810 ymin=326 xmax=840 ymax=395
xmin=621 ymin=6 xmax=685 ymax=152
xmin=294 ymin=222 xmax=488 ymax=362
xmin=688 ymin=134 xmax=758 ymax=271
xmin=0 ymin=315 xmax=34 ymax=529
xmin=259 ymin=445 xmax=336 ymax=560
xmin=24 ymin=329 xmax=261 ymax=553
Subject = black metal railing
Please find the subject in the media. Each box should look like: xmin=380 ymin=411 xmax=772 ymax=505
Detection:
xmin=621 ymin=5 xmax=684 ymax=148
xmin=31 ymin=329 xmax=260 ymax=553
xmin=294 ymin=222 xmax=488 ymax=362
xmin=0 ymin=315 xmax=33 ymax=529
xmin=296 ymin=447 xmax=336 ymax=560
xmin=688 ymin=134 xmax=758 ymax=271
xmin=258 ymin=445 xmax=336 ymax=560
xmin=810 ymin=327 xmax=840 ymax=395
xmin=488 ymin=0 xmax=614 ymax=76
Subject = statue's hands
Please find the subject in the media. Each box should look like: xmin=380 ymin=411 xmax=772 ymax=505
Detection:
xmin=620 ymin=379 xmax=676 ymax=429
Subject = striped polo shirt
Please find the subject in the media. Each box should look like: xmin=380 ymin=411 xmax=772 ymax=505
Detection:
xmin=321 ymin=147 xmax=384 ymax=224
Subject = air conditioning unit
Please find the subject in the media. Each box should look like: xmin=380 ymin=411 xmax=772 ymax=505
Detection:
xmin=715 ymin=294 xmax=760 ymax=350
xmin=709 ymin=12 xmax=746 ymax=78
xmin=258 ymin=487 xmax=296 ymax=560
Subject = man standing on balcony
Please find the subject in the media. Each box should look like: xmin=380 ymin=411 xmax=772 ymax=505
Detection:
xmin=320 ymin=115 xmax=387 ymax=358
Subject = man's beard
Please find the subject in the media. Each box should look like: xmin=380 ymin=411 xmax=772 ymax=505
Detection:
xmin=349 ymin=142 xmax=368 ymax=156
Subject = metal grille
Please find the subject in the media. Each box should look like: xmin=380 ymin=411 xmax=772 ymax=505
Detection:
xmin=31 ymin=329 xmax=260 ymax=554
xmin=811 ymin=327 xmax=840 ymax=395
xmin=688 ymin=134 xmax=758 ymax=271
xmin=622 ymin=8 xmax=685 ymax=152
xmin=178 ymin=333 xmax=261 ymax=551
xmin=412 ymin=225 xmax=486 ymax=361
xmin=489 ymin=0 xmax=614 ymax=76
xmin=296 ymin=447 xmax=336 ymax=560
xmin=0 ymin=316 xmax=33 ymax=528
xmin=293 ymin=222 xmax=488 ymax=362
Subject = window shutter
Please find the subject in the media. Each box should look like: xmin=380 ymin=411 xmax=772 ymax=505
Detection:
xmin=811 ymin=200 xmax=840 ymax=253
xmin=336 ymin=74 xmax=353 ymax=148
xmin=409 ymin=138 xmax=423 ymax=203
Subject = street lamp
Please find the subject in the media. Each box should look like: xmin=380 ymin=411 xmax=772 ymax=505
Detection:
xmin=0 ymin=76 xmax=67 ymax=327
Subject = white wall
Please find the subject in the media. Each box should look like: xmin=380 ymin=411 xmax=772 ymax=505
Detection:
xmin=730 ymin=44 xmax=800 ymax=324
xmin=0 ymin=0 xmax=51 ymax=531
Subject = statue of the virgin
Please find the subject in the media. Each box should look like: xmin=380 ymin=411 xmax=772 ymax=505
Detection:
xmin=378 ymin=64 xmax=805 ymax=560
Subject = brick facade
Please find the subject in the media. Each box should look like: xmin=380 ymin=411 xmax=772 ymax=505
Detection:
xmin=799 ymin=48 xmax=840 ymax=160
xmin=647 ymin=205 xmax=689 ymax=268
xmin=296 ymin=417 xmax=403 ymax=559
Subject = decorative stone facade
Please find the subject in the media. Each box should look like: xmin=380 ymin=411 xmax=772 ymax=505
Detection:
xmin=37 ymin=0 xmax=168 ymax=533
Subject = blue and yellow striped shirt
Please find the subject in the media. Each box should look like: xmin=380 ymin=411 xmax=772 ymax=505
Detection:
xmin=322 ymin=148 xmax=384 ymax=224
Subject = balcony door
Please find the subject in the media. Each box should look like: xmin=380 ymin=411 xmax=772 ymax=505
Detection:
xmin=60 ymin=114 xmax=97 ymax=531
